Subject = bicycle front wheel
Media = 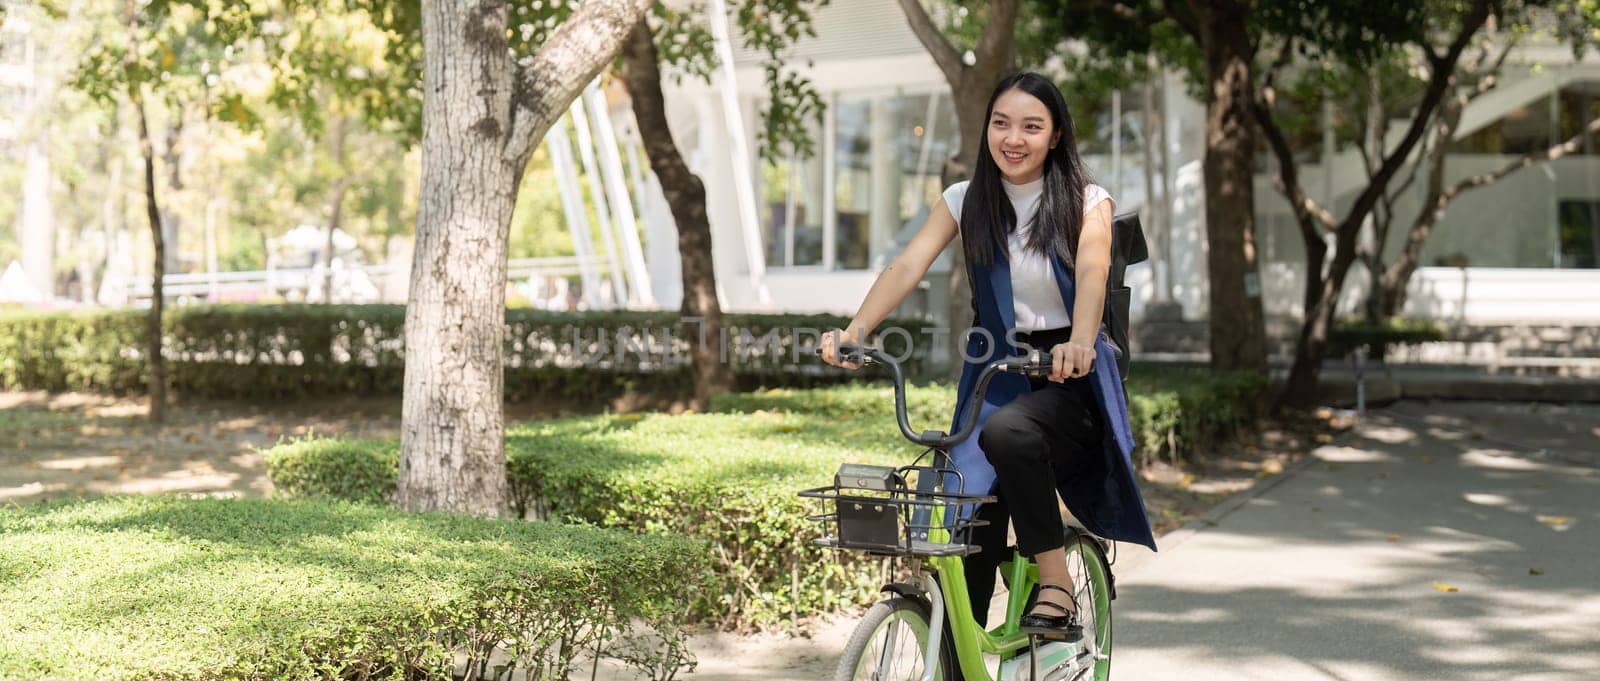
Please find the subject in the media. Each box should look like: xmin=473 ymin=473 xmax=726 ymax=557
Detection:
xmin=834 ymin=596 xmax=956 ymax=681
xmin=1063 ymin=535 xmax=1114 ymax=681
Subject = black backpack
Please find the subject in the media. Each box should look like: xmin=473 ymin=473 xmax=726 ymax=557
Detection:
xmin=1104 ymin=211 xmax=1149 ymax=381
xmin=964 ymin=211 xmax=1149 ymax=380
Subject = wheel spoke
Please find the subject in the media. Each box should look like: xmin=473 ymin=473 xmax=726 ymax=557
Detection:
xmin=876 ymin=618 xmax=900 ymax=678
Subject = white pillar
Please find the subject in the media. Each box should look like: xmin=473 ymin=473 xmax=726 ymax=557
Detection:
xmin=568 ymin=97 xmax=629 ymax=305
xmin=870 ymin=98 xmax=900 ymax=267
xmin=706 ymin=0 xmax=769 ymax=303
xmin=21 ymin=139 xmax=53 ymax=300
xmin=584 ymin=81 xmax=655 ymax=307
xmin=545 ymin=117 xmax=607 ymax=309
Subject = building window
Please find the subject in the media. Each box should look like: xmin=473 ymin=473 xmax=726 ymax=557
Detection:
xmin=756 ymin=90 xmax=960 ymax=271
xmin=830 ymin=92 xmax=959 ymax=270
xmin=1453 ymin=84 xmax=1600 ymax=156
xmin=833 ymin=98 xmax=874 ymax=269
xmin=758 ymin=116 xmax=825 ymax=268
xmin=1558 ymin=201 xmax=1600 ymax=269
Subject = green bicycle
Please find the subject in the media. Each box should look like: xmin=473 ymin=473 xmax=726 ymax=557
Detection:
xmin=800 ymin=344 xmax=1116 ymax=681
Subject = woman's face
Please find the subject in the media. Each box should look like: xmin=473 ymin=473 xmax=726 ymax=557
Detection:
xmin=986 ymin=88 xmax=1061 ymax=184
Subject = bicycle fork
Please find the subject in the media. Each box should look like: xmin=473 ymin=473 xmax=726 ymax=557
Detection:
xmin=921 ymin=571 xmax=945 ymax=681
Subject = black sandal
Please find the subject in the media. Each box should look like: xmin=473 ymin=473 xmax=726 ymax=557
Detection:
xmin=1020 ymin=584 xmax=1084 ymax=641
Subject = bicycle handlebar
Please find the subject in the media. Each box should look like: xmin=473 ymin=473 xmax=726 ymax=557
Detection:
xmin=820 ymin=342 xmax=1051 ymax=448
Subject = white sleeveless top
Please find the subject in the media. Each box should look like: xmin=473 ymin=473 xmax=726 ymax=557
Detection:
xmin=942 ymin=178 xmax=1113 ymax=331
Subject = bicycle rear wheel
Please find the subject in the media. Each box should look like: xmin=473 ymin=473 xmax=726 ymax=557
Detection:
xmin=1063 ymin=535 xmax=1113 ymax=681
xmin=834 ymin=596 xmax=956 ymax=681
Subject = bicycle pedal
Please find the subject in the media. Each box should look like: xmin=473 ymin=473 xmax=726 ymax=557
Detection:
xmin=1023 ymin=628 xmax=1083 ymax=643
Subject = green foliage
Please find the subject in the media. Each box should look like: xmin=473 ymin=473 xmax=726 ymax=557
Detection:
xmin=262 ymin=436 xmax=399 ymax=505
xmin=0 ymin=309 xmax=147 ymax=394
xmin=1327 ymin=318 xmax=1447 ymax=359
xmin=0 ymin=496 xmax=707 ymax=680
xmin=265 ymin=370 xmax=1267 ymax=629
xmin=734 ymin=0 xmax=830 ymax=161
xmin=0 ymin=305 xmax=936 ymax=399
xmin=1125 ymin=368 xmax=1269 ymax=468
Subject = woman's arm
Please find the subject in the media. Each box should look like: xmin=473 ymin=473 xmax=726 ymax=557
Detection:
xmin=820 ymin=199 xmax=959 ymax=368
xmin=1051 ymin=199 xmax=1114 ymax=381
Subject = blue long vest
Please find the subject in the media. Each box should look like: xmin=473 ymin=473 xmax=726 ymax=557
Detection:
xmin=948 ymin=251 xmax=1158 ymax=551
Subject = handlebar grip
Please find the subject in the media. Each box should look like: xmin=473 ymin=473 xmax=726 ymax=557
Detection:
xmin=1018 ymin=348 xmax=1052 ymax=377
xmin=814 ymin=341 xmax=872 ymax=365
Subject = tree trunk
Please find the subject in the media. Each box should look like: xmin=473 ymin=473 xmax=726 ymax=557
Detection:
xmin=397 ymin=0 xmax=652 ymax=514
xmin=160 ymin=109 xmax=183 ymax=276
xmin=620 ymin=19 xmax=733 ymax=410
xmin=894 ymin=0 xmax=1015 ymax=371
xmin=1378 ymin=93 xmax=1461 ymax=320
xmin=399 ymin=0 xmax=521 ymax=516
xmin=323 ymin=115 xmax=352 ymax=304
xmin=1191 ymin=0 xmax=1267 ymax=372
xmin=1275 ymin=0 xmax=1489 ymax=409
xmin=133 ymin=91 xmax=166 ymax=424
xmin=1281 ymin=249 xmax=1357 ymax=407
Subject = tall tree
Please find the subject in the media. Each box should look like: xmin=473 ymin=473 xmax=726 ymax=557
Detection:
xmin=616 ymin=0 xmax=825 ymax=409
xmin=1354 ymin=31 xmax=1600 ymax=320
xmin=396 ymin=0 xmax=654 ymax=515
xmin=1181 ymin=0 xmax=1270 ymax=371
xmin=65 ymin=0 xmax=261 ymax=422
xmin=621 ymin=20 xmax=733 ymax=411
xmin=1252 ymin=0 xmax=1599 ymax=406
xmin=1029 ymin=0 xmax=1271 ymax=371
xmin=896 ymin=0 xmax=1019 ymax=367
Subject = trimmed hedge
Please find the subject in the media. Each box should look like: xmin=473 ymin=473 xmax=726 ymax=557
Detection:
xmin=1327 ymin=317 xmax=1447 ymax=359
xmin=263 ymin=436 xmax=399 ymax=505
xmin=1125 ymin=367 xmax=1269 ymax=467
xmin=267 ymin=370 xmax=1267 ymax=630
xmin=0 ymin=305 xmax=934 ymax=400
xmin=0 ymin=496 xmax=708 ymax=680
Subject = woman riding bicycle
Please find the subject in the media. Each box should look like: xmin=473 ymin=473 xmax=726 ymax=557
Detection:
xmin=821 ymin=72 xmax=1157 ymax=640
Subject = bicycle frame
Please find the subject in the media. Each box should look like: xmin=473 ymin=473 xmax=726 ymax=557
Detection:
xmin=813 ymin=343 xmax=1102 ymax=681
xmin=914 ymin=486 xmax=1042 ymax=681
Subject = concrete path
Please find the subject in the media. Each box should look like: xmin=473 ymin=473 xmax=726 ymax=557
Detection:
xmin=673 ymin=401 xmax=1600 ymax=680
xmin=1114 ymin=401 xmax=1600 ymax=680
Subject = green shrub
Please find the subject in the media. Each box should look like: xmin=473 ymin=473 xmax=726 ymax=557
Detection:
xmin=1127 ymin=367 xmax=1269 ymax=467
xmin=0 ymin=305 xmax=934 ymax=400
xmin=1327 ymin=317 xmax=1447 ymax=359
xmin=0 ymin=496 xmax=708 ymax=681
xmin=266 ymin=370 xmax=1267 ymax=630
xmin=262 ymin=436 xmax=399 ymax=504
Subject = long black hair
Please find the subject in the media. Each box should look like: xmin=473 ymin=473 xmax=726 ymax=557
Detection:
xmin=959 ymin=72 xmax=1091 ymax=269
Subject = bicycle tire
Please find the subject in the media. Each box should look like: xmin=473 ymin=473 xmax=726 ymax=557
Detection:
xmin=1063 ymin=535 xmax=1114 ymax=681
xmin=834 ymin=596 xmax=957 ymax=681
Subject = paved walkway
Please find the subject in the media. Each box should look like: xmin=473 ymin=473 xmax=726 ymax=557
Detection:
xmin=1114 ymin=401 xmax=1600 ymax=680
xmin=674 ymin=402 xmax=1599 ymax=680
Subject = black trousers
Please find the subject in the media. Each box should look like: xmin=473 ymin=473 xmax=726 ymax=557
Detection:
xmin=962 ymin=326 xmax=1105 ymax=626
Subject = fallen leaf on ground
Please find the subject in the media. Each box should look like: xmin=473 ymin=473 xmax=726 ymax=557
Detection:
xmin=1432 ymin=582 xmax=1459 ymax=593
xmin=1536 ymin=515 xmax=1571 ymax=528
xmin=1386 ymin=534 xmax=1401 ymax=542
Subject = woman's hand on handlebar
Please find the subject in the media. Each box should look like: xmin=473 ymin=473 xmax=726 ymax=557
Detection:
xmin=1049 ymin=340 xmax=1096 ymax=382
xmin=820 ymin=329 xmax=863 ymax=370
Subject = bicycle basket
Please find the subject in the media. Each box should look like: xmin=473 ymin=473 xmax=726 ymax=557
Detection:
xmin=798 ymin=463 xmax=995 ymax=557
